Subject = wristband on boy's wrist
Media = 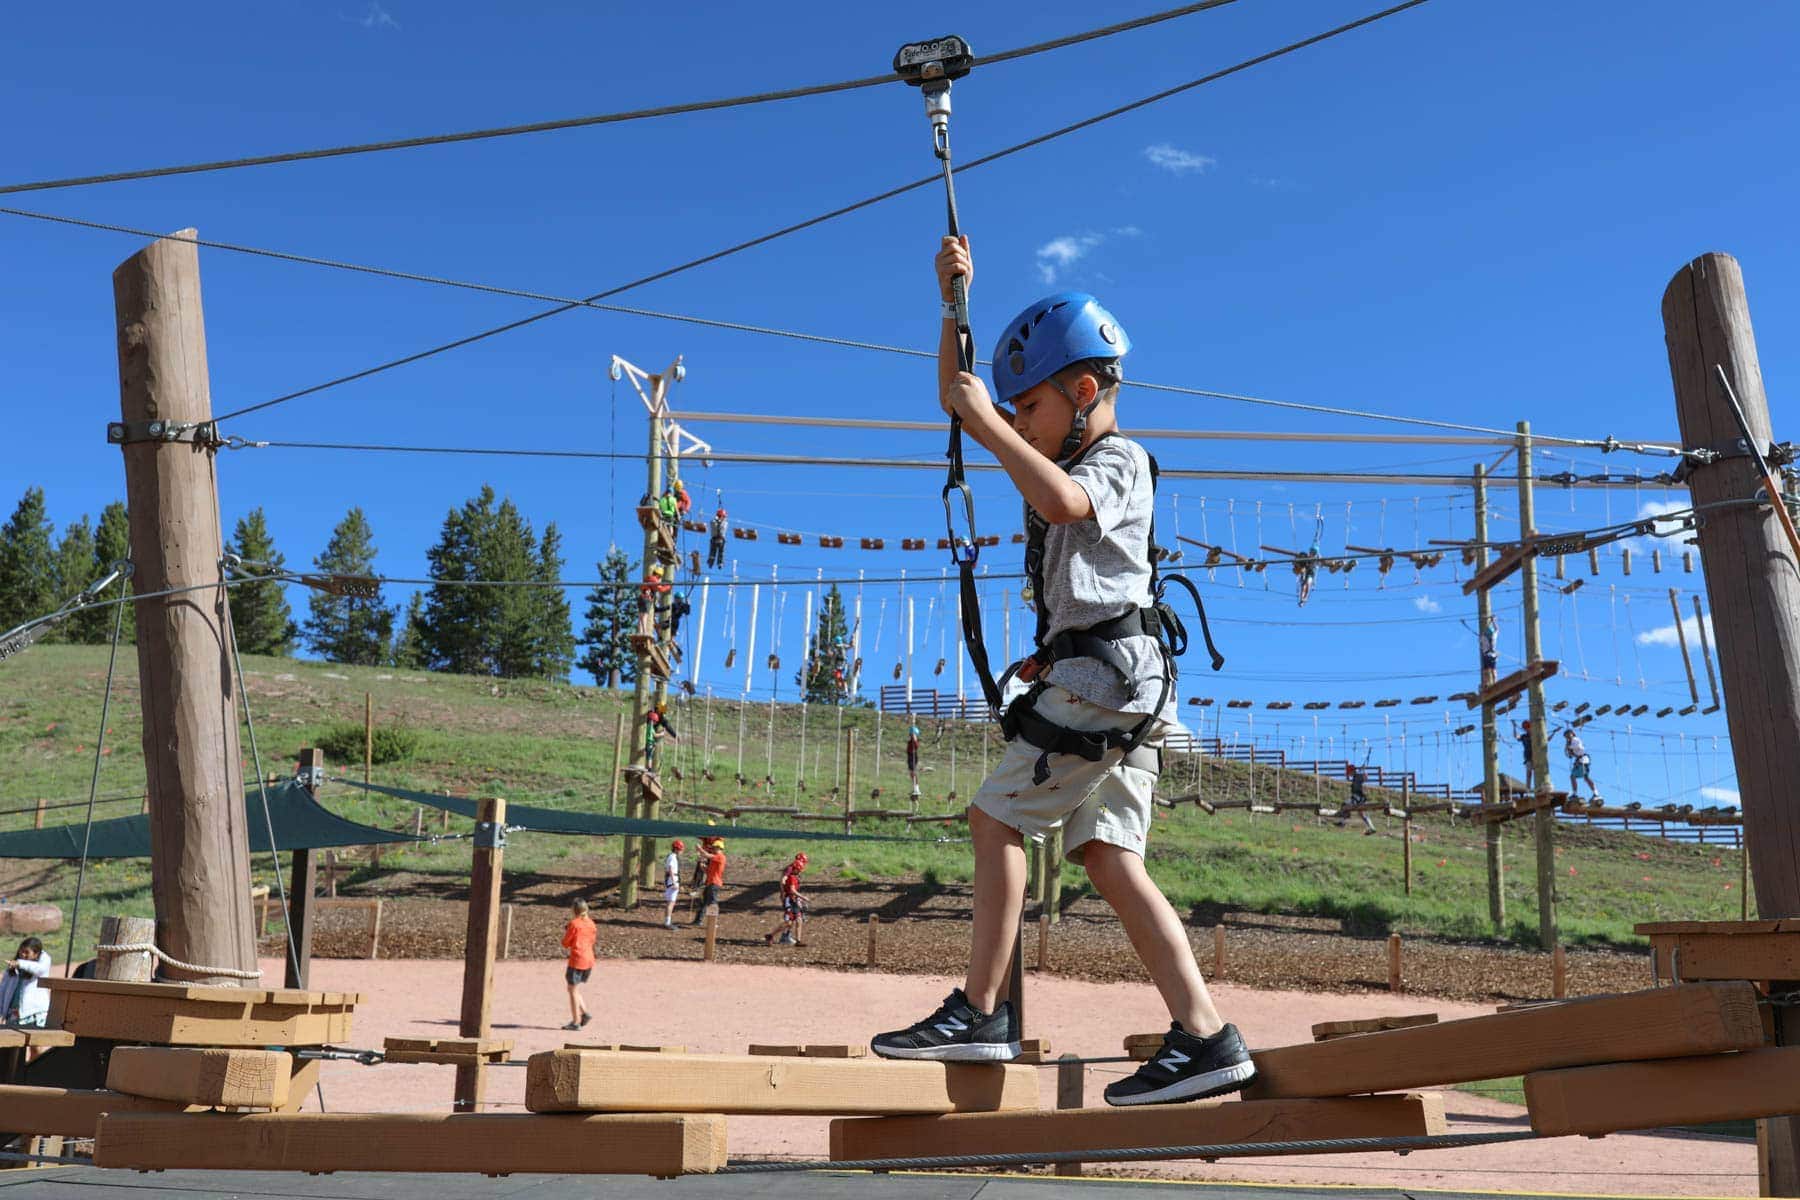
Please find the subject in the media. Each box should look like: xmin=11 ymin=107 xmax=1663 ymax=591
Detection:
xmin=941 ymin=300 xmax=959 ymax=320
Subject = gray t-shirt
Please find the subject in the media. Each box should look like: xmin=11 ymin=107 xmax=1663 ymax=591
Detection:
xmin=1033 ymin=435 xmax=1178 ymax=720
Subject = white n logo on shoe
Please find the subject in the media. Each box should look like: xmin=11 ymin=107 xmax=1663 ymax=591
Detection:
xmin=1157 ymin=1048 xmax=1190 ymax=1072
xmin=933 ymin=1017 xmax=969 ymax=1038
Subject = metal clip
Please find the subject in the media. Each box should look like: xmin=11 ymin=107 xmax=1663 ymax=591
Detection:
xmin=942 ymin=481 xmax=979 ymax=565
xmin=474 ymin=820 xmax=507 ymax=850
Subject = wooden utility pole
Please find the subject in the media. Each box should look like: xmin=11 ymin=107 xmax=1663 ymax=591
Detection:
xmin=607 ymin=711 xmax=626 ymax=815
xmin=1474 ymin=465 xmax=1505 ymax=929
xmin=1401 ymin=777 xmax=1413 ymax=895
xmin=1662 ymin=251 xmax=1800 ymax=1193
xmin=1517 ymin=422 xmax=1556 ymax=952
xmin=286 ymin=750 xmax=323 ymax=990
xmin=842 ymin=727 xmax=856 ymax=834
xmin=112 ymin=230 xmax=257 ymax=985
xmin=455 ymin=796 xmax=505 ymax=1113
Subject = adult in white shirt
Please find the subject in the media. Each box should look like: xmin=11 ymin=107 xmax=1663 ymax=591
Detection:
xmin=0 ymin=937 xmax=51 ymax=1031
xmin=661 ymin=840 xmax=684 ymax=929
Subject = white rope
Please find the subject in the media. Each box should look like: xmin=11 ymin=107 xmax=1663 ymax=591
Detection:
xmin=95 ymin=942 xmax=263 ymax=980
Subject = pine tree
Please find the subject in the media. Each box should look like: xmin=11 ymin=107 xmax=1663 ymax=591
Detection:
xmin=225 ymin=508 xmax=297 ymax=656
xmin=532 ymin=522 xmax=576 ymax=680
xmin=578 ymin=546 xmax=639 ymax=687
xmin=0 ymin=487 xmax=57 ymax=632
xmin=392 ymin=592 xmax=428 ymax=670
xmin=800 ymin=584 xmax=853 ymax=704
xmin=418 ymin=488 xmax=492 ymax=674
xmin=91 ymin=501 xmax=134 ymax=645
xmin=49 ymin=517 xmax=97 ymax=643
xmin=302 ymin=507 xmax=394 ymax=665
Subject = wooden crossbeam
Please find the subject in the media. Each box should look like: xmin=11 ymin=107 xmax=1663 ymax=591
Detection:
xmin=1462 ymin=543 xmax=1530 ymax=595
xmin=526 ymin=1050 xmax=1036 ymax=1116
xmin=0 ymin=1029 xmax=73 ymax=1050
xmin=107 ymin=1048 xmax=293 ymax=1109
xmin=384 ymin=1036 xmax=514 ymax=1066
xmin=1312 ymin=1014 xmax=1439 ymax=1041
xmin=1242 ymin=982 xmax=1763 ymax=1099
xmin=1464 ymin=791 xmax=1575 ymax=825
xmin=1525 ymin=1047 xmax=1800 ymax=1137
xmin=1633 ymin=923 xmax=1800 ymax=983
xmin=1468 ymin=660 xmax=1559 ymax=709
xmin=0 ymin=1085 xmax=194 ymax=1138
xmin=829 ymin=1093 xmax=1446 ymax=1164
xmin=91 ymin=1112 xmax=728 ymax=1176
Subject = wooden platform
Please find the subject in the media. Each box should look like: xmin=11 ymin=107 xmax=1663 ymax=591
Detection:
xmin=0 ymin=1084 xmax=195 ymax=1137
xmin=91 ymin=1111 xmax=728 ymax=1176
xmin=1464 ymin=791 xmax=1577 ymax=825
xmin=526 ymin=1049 xmax=1037 ymax=1116
xmin=829 ymin=1093 xmax=1446 ymax=1164
xmin=384 ymin=1036 xmax=514 ymax=1065
xmin=1312 ymin=1013 xmax=1439 ymax=1041
xmin=628 ymin=635 xmax=672 ymax=681
xmin=1243 ymin=982 xmax=1764 ymax=1099
xmin=1525 ymin=1046 xmax=1800 ymax=1137
xmin=1468 ymin=659 xmax=1559 ymax=709
xmin=1637 ymin=919 xmax=1800 ymax=984
xmin=42 ymin=978 xmax=359 ymax=1046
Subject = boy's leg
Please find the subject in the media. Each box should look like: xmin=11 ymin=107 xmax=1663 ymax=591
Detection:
xmin=567 ymin=980 xmax=581 ymax=1025
xmin=963 ymin=805 xmax=1028 ymax=1013
xmin=1082 ymin=843 xmax=1223 ymax=1036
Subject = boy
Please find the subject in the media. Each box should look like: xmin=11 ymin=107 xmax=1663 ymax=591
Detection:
xmin=690 ymin=838 xmax=726 ymax=926
xmin=1340 ymin=761 xmax=1377 ymax=834
xmin=560 ymin=899 xmax=596 ymax=1031
xmin=662 ymin=839 xmax=685 ymax=928
xmin=764 ymin=852 xmax=808 ymax=946
xmin=1564 ymin=727 xmax=1600 ymax=800
xmin=871 ymin=238 xmax=1255 ymax=1107
xmin=906 ymin=725 xmax=922 ymax=798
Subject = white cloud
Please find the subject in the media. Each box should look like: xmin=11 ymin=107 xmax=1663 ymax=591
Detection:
xmin=1144 ymin=144 xmax=1215 ymax=175
xmin=1699 ymin=786 xmax=1740 ymax=805
xmin=348 ymin=2 xmax=400 ymax=29
xmin=1412 ymin=595 xmax=1441 ymax=614
xmin=1035 ymin=234 xmax=1103 ymax=285
xmin=1636 ymin=612 xmax=1714 ymax=648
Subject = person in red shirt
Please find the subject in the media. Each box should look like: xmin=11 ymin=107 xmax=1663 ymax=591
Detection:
xmin=690 ymin=838 xmax=727 ymax=927
xmin=764 ymin=852 xmax=808 ymax=946
xmin=560 ymin=898 xmax=597 ymax=1031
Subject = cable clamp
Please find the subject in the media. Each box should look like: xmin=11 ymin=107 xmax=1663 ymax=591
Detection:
xmin=474 ymin=819 xmax=507 ymax=850
xmin=296 ymin=765 xmax=326 ymax=790
xmin=222 ymin=435 xmax=269 ymax=450
xmin=107 ymin=419 xmax=224 ymax=448
xmin=1671 ymin=435 xmax=1772 ymax=484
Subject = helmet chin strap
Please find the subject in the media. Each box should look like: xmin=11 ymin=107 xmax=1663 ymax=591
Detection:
xmin=1050 ymin=376 xmax=1100 ymax=462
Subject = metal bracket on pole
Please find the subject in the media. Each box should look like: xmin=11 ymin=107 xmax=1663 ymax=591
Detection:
xmin=107 ymin=419 xmax=222 ymax=448
xmin=474 ymin=819 xmax=507 ymax=850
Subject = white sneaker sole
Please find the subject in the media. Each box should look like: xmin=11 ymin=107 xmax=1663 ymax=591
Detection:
xmin=1104 ymin=1059 xmax=1257 ymax=1106
xmin=871 ymin=1040 xmax=1021 ymax=1062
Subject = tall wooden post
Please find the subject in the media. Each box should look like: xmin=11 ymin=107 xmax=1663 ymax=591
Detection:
xmin=455 ymin=796 xmax=505 ymax=1113
xmin=1517 ymin=422 xmax=1556 ymax=950
xmin=1401 ymin=777 xmax=1413 ymax=896
xmin=286 ymin=749 xmax=322 ymax=990
xmin=842 ymin=727 xmax=856 ymax=834
xmin=1662 ymin=251 xmax=1800 ymax=1192
xmin=607 ymin=711 xmax=627 ymax=815
xmin=622 ymin=369 xmax=672 ymax=907
xmin=1475 ymin=465 xmax=1505 ymax=929
xmin=1044 ymin=828 xmax=1063 ymax=923
xmin=112 ymin=230 xmax=257 ymax=985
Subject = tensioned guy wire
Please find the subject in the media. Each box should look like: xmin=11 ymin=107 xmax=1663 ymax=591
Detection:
xmin=0 ymin=0 xmax=1243 ymax=198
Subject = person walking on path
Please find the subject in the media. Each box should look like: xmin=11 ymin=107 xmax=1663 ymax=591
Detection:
xmin=560 ymin=899 xmax=597 ymax=1031
xmin=661 ymin=840 xmax=685 ymax=929
xmin=764 ymin=853 xmax=809 ymax=946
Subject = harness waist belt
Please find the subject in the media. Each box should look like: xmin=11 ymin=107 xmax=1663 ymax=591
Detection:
xmin=1037 ymin=606 xmax=1162 ymax=683
xmin=1001 ymin=690 xmax=1162 ymax=775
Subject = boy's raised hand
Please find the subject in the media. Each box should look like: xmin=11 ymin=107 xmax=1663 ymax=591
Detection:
xmin=941 ymin=371 xmax=999 ymax=427
xmin=935 ymin=235 xmax=972 ymax=302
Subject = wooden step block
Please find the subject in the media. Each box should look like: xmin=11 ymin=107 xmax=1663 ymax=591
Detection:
xmin=1312 ymin=1013 xmax=1439 ymax=1041
xmin=1244 ymin=982 xmax=1763 ymax=1100
xmin=831 ymin=1093 xmax=1446 ymax=1164
xmin=42 ymin=978 xmax=358 ymax=1047
xmin=527 ymin=1049 xmax=1036 ymax=1116
xmin=108 ymin=1047 xmax=293 ymax=1109
xmin=1124 ymin=1033 xmax=1162 ymax=1061
xmin=747 ymin=1044 xmax=866 ymax=1058
xmin=92 ymin=1111 xmax=727 ymax=1176
xmin=1525 ymin=1047 xmax=1800 ymax=1137
xmin=0 ymin=1085 xmax=195 ymax=1138
xmin=384 ymin=1036 xmax=513 ymax=1065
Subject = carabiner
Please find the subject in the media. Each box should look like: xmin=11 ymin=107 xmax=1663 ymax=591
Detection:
xmin=942 ymin=480 xmax=979 ymax=565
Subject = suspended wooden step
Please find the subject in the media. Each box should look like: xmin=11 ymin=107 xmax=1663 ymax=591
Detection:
xmin=1374 ymin=698 xmax=1401 ymax=708
xmin=777 ymin=532 xmax=802 ymax=546
xmin=731 ymin=527 xmax=759 ymax=541
xmin=681 ymin=519 xmax=706 ymax=533
xmin=1461 ymin=542 xmax=1529 ymax=594
xmin=635 ymin=504 xmax=661 ymax=531
xmin=1467 ymin=660 xmax=1559 ymax=709
xmin=629 ymin=635 xmax=671 ymax=681
xmin=650 ymin=523 xmax=678 ymax=564
xmin=901 ymin=538 xmax=926 ymax=551
xmin=861 ymin=537 xmax=885 ymax=550
xmin=819 ymin=535 xmax=845 ymax=548
xmin=1304 ymin=701 xmax=1330 ymax=710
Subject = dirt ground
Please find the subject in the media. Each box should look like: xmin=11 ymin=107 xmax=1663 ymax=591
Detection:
xmin=285 ymin=949 xmax=1758 ymax=1198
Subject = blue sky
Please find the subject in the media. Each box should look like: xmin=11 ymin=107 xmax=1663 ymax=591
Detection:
xmin=5 ymin=0 xmax=1796 ymax=804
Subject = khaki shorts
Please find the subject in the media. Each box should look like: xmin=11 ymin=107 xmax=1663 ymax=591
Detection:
xmin=971 ymin=685 xmax=1164 ymax=865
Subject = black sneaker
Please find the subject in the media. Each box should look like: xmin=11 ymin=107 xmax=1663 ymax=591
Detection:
xmin=871 ymin=989 xmax=1021 ymax=1061
xmin=1103 ymin=1022 xmax=1256 ymax=1106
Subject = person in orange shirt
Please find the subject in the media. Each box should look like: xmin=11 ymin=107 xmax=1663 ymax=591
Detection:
xmin=561 ymin=898 xmax=597 ymax=1031
xmin=690 ymin=838 xmax=727 ymax=927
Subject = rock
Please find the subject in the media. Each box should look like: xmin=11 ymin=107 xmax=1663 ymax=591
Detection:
xmin=0 ymin=904 xmax=63 ymax=934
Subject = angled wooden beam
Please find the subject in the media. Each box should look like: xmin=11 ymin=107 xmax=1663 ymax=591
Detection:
xmin=1468 ymin=660 xmax=1560 ymax=709
xmin=92 ymin=1111 xmax=728 ymax=1176
xmin=107 ymin=1048 xmax=292 ymax=1109
xmin=1243 ymin=982 xmax=1764 ymax=1099
xmin=1526 ymin=1047 xmax=1800 ymax=1137
xmin=1462 ymin=542 xmax=1530 ymax=595
xmin=830 ymin=1093 xmax=1446 ymax=1164
xmin=526 ymin=1050 xmax=1036 ymax=1116
xmin=1312 ymin=1013 xmax=1439 ymax=1041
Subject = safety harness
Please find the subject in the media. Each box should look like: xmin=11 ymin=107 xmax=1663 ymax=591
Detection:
xmin=999 ymin=432 xmax=1225 ymax=784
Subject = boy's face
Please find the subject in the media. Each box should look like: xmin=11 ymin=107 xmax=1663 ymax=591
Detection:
xmin=1008 ymin=371 xmax=1100 ymax=460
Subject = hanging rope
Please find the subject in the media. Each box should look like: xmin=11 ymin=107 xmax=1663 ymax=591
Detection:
xmin=62 ymin=569 xmax=129 ymax=976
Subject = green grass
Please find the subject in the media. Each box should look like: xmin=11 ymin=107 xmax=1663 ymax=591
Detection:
xmin=0 ymin=645 xmax=1753 ymax=961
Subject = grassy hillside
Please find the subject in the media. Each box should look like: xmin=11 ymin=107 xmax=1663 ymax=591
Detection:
xmin=0 ymin=645 xmax=1749 ymax=961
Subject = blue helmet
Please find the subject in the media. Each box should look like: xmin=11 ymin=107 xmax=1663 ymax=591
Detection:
xmin=990 ymin=292 xmax=1131 ymax=407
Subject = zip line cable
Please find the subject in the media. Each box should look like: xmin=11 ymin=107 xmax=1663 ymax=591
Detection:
xmin=191 ymin=0 xmax=1432 ymax=425
xmin=0 ymin=204 xmax=1683 ymax=459
xmin=0 ymin=0 xmax=1244 ymax=199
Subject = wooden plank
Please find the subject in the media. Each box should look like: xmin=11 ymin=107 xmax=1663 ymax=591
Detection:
xmin=1665 ymin=931 xmax=1800 ymax=982
xmin=0 ymin=1029 xmax=73 ymax=1050
xmin=0 ymin=1085 xmax=195 ymax=1137
xmin=830 ymin=1093 xmax=1447 ymax=1164
xmin=92 ymin=1111 xmax=728 ymax=1176
xmin=45 ymin=991 xmax=355 ymax=1047
xmin=1312 ymin=1014 xmax=1439 ymax=1041
xmin=108 ymin=1048 xmax=293 ymax=1110
xmin=1526 ymin=1047 xmax=1800 ymax=1137
xmin=1637 ymin=919 xmax=1800 ymax=936
xmin=39 ymin=976 xmax=363 ymax=1007
xmin=567 ymin=1043 xmax=688 ymax=1053
xmin=526 ymin=1050 xmax=1037 ymax=1116
xmin=747 ymin=1044 xmax=867 ymax=1058
xmin=1243 ymin=982 xmax=1764 ymax=1100
xmin=1467 ymin=660 xmax=1560 ymax=710
xmin=1462 ymin=542 xmax=1529 ymax=595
